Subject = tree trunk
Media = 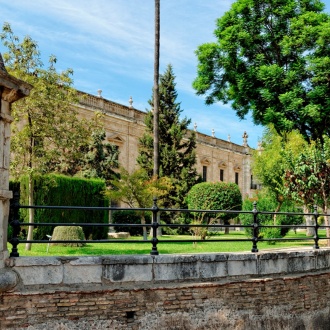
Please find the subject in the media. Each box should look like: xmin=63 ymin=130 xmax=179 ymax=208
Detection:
xmin=304 ymin=205 xmax=315 ymax=237
xmin=141 ymin=212 xmax=147 ymax=241
xmin=323 ymin=206 xmax=330 ymax=247
xmin=153 ymin=0 xmax=160 ymax=178
xmin=273 ymin=201 xmax=283 ymax=225
xmin=224 ymin=219 xmax=230 ymax=235
xmin=25 ymin=175 xmax=34 ymax=251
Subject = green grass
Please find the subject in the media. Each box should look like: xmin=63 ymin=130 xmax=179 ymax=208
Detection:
xmin=9 ymin=230 xmax=327 ymax=257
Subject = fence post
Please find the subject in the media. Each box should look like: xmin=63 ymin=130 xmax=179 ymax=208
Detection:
xmin=313 ymin=205 xmax=319 ymax=249
xmin=150 ymin=198 xmax=159 ymax=255
xmin=9 ymin=190 xmax=21 ymax=257
xmin=251 ymin=201 xmax=259 ymax=253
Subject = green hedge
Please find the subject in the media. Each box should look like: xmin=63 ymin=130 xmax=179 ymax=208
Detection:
xmin=187 ymin=182 xmax=242 ymax=221
xmin=17 ymin=174 xmax=108 ymax=240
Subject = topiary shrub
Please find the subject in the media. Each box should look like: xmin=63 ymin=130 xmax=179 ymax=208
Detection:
xmin=111 ymin=210 xmax=151 ymax=236
xmin=51 ymin=226 xmax=86 ymax=247
xmin=187 ymin=182 xmax=242 ymax=238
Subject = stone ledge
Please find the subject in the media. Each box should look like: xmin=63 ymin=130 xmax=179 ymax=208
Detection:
xmin=6 ymin=248 xmax=330 ymax=288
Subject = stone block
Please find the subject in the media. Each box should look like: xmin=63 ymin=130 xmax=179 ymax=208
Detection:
xmin=108 ymin=232 xmax=130 ymax=239
xmin=153 ymin=254 xmax=199 ymax=281
xmin=12 ymin=257 xmax=63 ymax=285
xmin=227 ymin=253 xmax=257 ymax=276
xmin=102 ymin=255 xmax=153 ymax=282
xmin=63 ymin=257 xmax=103 ymax=284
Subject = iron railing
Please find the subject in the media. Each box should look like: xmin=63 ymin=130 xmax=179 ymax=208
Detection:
xmin=8 ymin=191 xmax=329 ymax=257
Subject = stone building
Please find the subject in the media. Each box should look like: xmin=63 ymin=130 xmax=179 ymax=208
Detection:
xmin=75 ymin=91 xmax=256 ymax=198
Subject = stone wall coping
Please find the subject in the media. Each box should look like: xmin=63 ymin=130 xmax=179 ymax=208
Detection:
xmin=5 ymin=248 xmax=330 ymax=290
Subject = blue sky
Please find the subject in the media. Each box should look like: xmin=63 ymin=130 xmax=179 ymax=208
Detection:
xmin=2 ymin=0 xmax=330 ymax=148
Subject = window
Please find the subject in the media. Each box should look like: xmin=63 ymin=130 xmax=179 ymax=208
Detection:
xmin=235 ymin=172 xmax=239 ymax=185
xmin=202 ymin=166 xmax=207 ymax=182
xmin=250 ymin=175 xmax=257 ymax=189
xmin=220 ymin=169 xmax=224 ymax=181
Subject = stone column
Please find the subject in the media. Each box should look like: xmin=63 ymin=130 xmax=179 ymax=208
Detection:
xmin=0 ymin=53 xmax=32 ymax=289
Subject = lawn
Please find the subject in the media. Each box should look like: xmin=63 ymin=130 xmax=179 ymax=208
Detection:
xmin=8 ymin=230 xmax=328 ymax=257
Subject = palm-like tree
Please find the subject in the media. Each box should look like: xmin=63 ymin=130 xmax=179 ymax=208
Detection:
xmin=153 ymin=0 xmax=160 ymax=178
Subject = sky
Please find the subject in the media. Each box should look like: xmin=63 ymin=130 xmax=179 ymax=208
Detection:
xmin=2 ymin=0 xmax=330 ymax=148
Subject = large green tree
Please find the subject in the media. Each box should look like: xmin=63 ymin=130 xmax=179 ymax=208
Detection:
xmin=252 ymin=125 xmax=306 ymax=217
xmin=105 ymin=167 xmax=172 ymax=240
xmin=1 ymin=23 xmax=94 ymax=178
xmin=1 ymin=23 xmax=96 ymax=249
xmin=137 ymin=65 xmax=200 ymax=211
xmin=77 ymin=130 xmax=119 ymax=185
xmin=284 ymin=138 xmax=330 ymax=243
xmin=137 ymin=64 xmax=201 ymax=210
xmin=193 ymin=0 xmax=330 ymax=142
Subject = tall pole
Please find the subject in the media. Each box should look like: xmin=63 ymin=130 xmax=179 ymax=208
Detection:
xmin=153 ymin=0 xmax=160 ymax=178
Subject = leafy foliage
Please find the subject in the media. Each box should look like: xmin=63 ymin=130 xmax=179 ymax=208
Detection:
xmin=0 ymin=22 xmax=97 ymax=178
xmin=193 ymin=0 xmax=330 ymax=142
xmin=18 ymin=174 xmax=108 ymax=240
xmin=106 ymin=167 xmax=172 ymax=240
xmin=78 ymin=130 xmax=119 ymax=185
xmin=284 ymin=139 xmax=330 ymax=209
xmin=239 ymin=191 xmax=303 ymax=241
xmin=252 ymin=125 xmax=307 ymax=212
xmin=137 ymin=64 xmax=201 ymax=210
xmin=187 ymin=182 xmax=242 ymax=238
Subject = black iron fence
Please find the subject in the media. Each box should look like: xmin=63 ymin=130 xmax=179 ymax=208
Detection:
xmin=8 ymin=191 xmax=330 ymax=257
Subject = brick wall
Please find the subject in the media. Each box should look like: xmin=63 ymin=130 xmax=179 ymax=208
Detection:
xmin=2 ymin=250 xmax=330 ymax=329
xmin=1 ymin=272 xmax=330 ymax=329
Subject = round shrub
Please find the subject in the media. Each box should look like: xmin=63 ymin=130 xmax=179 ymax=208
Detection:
xmin=187 ymin=182 xmax=242 ymax=221
xmin=51 ymin=226 xmax=86 ymax=247
xmin=111 ymin=210 xmax=151 ymax=236
xmin=187 ymin=182 xmax=242 ymax=237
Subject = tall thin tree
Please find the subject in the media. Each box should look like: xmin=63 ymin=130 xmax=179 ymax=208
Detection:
xmin=153 ymin=0 xmax=160 ymax=178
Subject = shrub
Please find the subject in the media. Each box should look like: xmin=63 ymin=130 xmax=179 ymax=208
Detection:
xmin=51 ymin=226 xmax=86 ymax=247
xmin=111 ymin=210 xmax=151 ymax=236
xmin=239 ymin=190 xmax=303 ymax=242
xmin=18 ymin=174 xmax=108 ymax=240
xmin=187 ymin=182 xmax=242 ymax=238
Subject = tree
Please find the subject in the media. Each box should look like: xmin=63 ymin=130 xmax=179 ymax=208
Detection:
xmin=137 ymin=64 xmax=201 ymax=211
xmin=284 ymin=139 xmax=330 ymax=244
xmin=252 ymin=125 xmax=306 ymax=223
xmin=187 ymin=182 xmax=242 ymax=237
xmin=193 ymin=0 xmax=330 ymax=142
xmin=77 ymin=130 xmax=119 ymax=185
xmin=1 ymin=23 xmax=96 ymax=249
xmin=105 ymin=168 xmax=172 ymax=240
xmin=239 ymin=190 xmax=303 ymax=242
xmin=153 ymin=0 xmax=160 ymax=178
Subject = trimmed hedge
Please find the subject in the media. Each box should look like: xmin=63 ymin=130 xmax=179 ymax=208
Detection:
xmin=51 ymin=226 xmax=86 ymax=247
xmin=17 ymin=174 xmax=108 ymax=240
xmin=187 ymin=182 xmax=242 ymax=221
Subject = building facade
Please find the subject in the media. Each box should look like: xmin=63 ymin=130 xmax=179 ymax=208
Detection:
xmin=75 ymin=91 xmax=256 ymax=198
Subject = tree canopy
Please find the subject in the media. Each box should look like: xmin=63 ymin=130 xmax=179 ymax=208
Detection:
xmin=0 ymin=22 xmax=96 ymax=179
xmin=193 ymin=0 xmax=330 ymax=142
xmin=252 ymin=125 xmax=306 ymax=212
xmin=137 ymin=64 xmax=201 ymax=209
